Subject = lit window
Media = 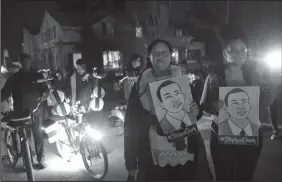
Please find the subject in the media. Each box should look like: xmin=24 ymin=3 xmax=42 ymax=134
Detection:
xmin=136 ymin=27 xmax=142 ymax=38
xmin=103 ymin=51 xmax=122 ymax=70
xmin=172 ymin=48 xmax=179 ymax=64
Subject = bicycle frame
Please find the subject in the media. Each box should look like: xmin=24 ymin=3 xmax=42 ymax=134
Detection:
xmin=57 ymin=117 xmax=88 ymax=154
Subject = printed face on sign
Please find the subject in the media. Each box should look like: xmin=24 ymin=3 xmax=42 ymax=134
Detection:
xmin=218 ymin=87 xmax=260 ymax=146
xmin=149 ymin=76 xmax=198 ymax=143
xmin=158 ymin=81 xmax=185 ymax=113
xmin=225 ymin=89 xmax=251 ymax=120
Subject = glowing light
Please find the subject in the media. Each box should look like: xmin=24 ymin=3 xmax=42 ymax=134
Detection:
xmin=264 ymin=50 xmax=281 ymax=70
xmin=1 ymin=66 xmax=8 ymax=74
xmin=47 ymin=155 xmax=84 ymax=172
xmin=85 ymin=125 xmax=103 ymax=140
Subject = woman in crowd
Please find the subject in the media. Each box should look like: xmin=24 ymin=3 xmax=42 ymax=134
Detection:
xmin=200 ymin=24 xmax=277 ymax=181
xmin=124 ymin=39 xmax=211 ymax=181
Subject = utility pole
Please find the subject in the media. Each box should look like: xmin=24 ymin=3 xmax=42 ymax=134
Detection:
xmin=225 ymin=0 xmax=230 ymax=24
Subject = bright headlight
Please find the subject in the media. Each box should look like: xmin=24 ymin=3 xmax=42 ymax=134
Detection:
xmin=1 ymin=66 xmax=8 ymax=74
xmin=264 ymin=50 xmax=281 ymax=70
xmin=85 ymin=125 xmax=103 ymax=140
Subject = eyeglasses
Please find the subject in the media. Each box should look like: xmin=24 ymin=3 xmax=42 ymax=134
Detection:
xmin=226 ymin=48 xmax=248 ymax=56
xmin=151 ymin=51 xmax=170 ymax=58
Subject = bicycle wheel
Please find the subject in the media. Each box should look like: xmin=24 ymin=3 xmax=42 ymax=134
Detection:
xmin=22 ymin=139 xmax=35 ymax=181
xmin=4 ymin=128 xmax=19 ymax=167
xmin=80 ymin=139 xmax=108 ymax=180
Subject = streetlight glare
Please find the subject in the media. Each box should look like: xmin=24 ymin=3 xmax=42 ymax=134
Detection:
xmin=264 ymin=51 xmax=281 ymax=69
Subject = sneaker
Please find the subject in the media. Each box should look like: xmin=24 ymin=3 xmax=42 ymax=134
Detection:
xmin=37 ymin=160 xmax=47 ymax=169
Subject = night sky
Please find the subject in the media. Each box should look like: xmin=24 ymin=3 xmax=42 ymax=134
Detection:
xmin=2 ymin=0 xmax=282 ymax=60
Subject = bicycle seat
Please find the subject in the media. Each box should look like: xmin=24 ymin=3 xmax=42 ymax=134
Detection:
xmin=8 ymin=109 xmax=32 ymax=122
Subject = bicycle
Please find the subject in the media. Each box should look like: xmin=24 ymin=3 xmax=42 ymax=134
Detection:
xmin=1 ymin=98 xmax=44 ymax=182
xmin=43 ymin=101 xmax=108 ymax=180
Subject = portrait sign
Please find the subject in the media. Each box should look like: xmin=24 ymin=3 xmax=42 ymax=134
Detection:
xmin=149 ymin=75 xmax=198 ymax=143
xmin=218 ymin=86 xmax=260 ymax=146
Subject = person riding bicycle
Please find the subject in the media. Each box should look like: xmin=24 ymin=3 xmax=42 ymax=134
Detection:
xmin=1 ymin=53 xmax=49 ymax=169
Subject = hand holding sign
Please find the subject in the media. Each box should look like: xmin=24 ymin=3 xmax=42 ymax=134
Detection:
xmin=189 ymin=102 xmax=199 ymax=116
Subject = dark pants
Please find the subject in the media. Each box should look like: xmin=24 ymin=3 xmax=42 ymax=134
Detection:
xmin=268 ymin=99 xmax=281 ymax=132
xmin=31 ymin=103 xmax=45 ymax=162
xmin=210 ymin=121 xmax=262 ymax=181
xmin=145 ymin=162 xmax=196 ymax=181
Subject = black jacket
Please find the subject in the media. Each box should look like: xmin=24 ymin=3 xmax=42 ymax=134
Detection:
xmin=1 ymin=69 xmax=48 ymax=111
xmin=124 ymin=73 xmax=204 ymax=171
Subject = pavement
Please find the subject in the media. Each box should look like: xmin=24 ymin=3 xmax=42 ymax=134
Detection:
xmin=1 ymin=114 xmax=282 ymax=181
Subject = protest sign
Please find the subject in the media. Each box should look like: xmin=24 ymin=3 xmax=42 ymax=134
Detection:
xmin=218 ymin=86 xmax=260 ymax=146
xmin=149 ymin=75 xmax=198 ymax=142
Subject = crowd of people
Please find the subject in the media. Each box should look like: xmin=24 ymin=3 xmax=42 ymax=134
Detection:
xmin=1 ymin=23 xmax=281 ymax=181
xmin=124 ymin=24 xmax=281 ymax=181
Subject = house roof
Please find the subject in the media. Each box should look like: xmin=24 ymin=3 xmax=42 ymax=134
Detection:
xmin=23 ymin=23 xmax=41 ymax=35
xmin=48 ymin=11 xmax=88 ymax=27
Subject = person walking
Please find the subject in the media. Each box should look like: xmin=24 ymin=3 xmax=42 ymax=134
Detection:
xmin=124 ymin=39 xmax=211 ymax=181
xmin=200 ymin=24 xmax=277 ymax=181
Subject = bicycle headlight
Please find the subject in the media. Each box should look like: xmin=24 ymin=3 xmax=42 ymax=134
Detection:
xmin=85 ymin=125 xmax=103 ymax=140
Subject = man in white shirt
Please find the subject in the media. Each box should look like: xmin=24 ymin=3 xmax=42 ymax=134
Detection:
xmin=219 ymin=88 xmax=259 ymax=137
xmin=157 ymin=80 xmax=196 ymax=134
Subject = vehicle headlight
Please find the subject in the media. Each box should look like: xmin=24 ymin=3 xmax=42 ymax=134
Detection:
xmin=85 ymin=125 xmax=103 ymax=140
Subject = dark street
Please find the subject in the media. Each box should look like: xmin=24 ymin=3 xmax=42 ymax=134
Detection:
xmin=1 ymin=114 xmax=282 ymax=181
xmin=1 ymin=1 xmax=281 ymax=181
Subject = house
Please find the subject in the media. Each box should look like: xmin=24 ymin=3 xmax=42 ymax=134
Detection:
xmin=23 ymin=10 xmax=86 ymax=74
xmin=90 ymin=1 xmax=205 ymax=73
